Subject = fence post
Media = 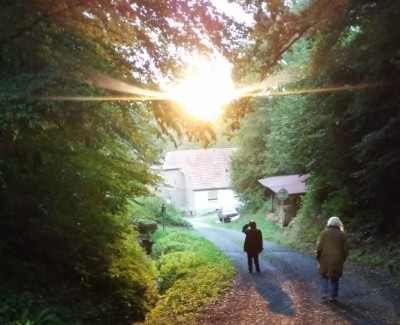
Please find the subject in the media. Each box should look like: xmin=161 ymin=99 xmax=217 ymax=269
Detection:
xmin=161 ymin=203 xmax=166 ymax=231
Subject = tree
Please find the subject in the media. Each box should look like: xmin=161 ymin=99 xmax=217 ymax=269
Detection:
xmin=301 ymin=0 xmax=400 ymax=230
xmin=0 ymin=1 xmax=247 ymax=323
xmin=230 ymin=102 xmax=270 ymax=209
xmin=231 ymin=0 xmax=400 ymax=232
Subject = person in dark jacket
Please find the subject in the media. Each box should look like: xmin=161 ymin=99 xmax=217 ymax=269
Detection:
xmin=316 ymin=216 xmax=349 ymax=302
xmin=242 ymin=220 xmax=263 ymax=273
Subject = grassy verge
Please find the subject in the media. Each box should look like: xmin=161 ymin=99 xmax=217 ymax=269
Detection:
xmin=135 ymin=227 xmax=235 ymax=325
xmin=201 ymin=211 xmax=289 ymax=246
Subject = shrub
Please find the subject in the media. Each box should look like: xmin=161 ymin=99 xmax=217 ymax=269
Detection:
xmin=138 ymin=229 xmax=235 ymax=325
xmin=130 ymin=196 xmax=191 ymax=228
xmin=133 ymin=219 xmax=158 ymax=235
xmin=0 ymin=292 xmax=62 ymax=325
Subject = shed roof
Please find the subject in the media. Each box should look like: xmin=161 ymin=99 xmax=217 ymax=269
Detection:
xmin=162 ymin=148 xmax=235 ymax=191
xmin=258 ymin=174 xmax=309 ymax=194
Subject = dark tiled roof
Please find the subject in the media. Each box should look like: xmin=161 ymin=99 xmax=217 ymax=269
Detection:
xmin=163 ymin=148 xmax=235 ymax=190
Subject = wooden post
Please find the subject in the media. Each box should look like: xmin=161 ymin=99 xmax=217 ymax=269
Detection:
xmin=161 ymin=203 xmax=166 ymax=231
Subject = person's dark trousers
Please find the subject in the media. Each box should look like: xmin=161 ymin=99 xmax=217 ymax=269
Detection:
xmin=320 ymin=275 xmax=339 ymax=299
xmin=247 ymin=252 xmax=260 ymax=273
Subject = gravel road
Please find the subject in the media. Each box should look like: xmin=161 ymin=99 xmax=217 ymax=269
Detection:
xmin=190 ymin=217 xmax=400 ymax=325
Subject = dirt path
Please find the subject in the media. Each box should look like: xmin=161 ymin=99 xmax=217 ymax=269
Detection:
xmin=190 ymin=218 xmax=400 ymax=325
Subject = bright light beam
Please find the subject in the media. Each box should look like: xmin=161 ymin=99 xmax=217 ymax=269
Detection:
xmin=239 ymin=83 xmax=378 ymax=98
xmin=163 ymin=55 xmax=237 ymax=120
xmin=34 ymin=66 xmax=381 ymax=112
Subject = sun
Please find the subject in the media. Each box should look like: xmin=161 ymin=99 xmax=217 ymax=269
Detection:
xmin=166 ymin=55 xmax=237 ymax=121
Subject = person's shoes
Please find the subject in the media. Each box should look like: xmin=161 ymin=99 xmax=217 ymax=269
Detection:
xmin=256 ymin=269 xmax=260 ymax=273
xmin=329 ymin=297 xmax=337 ymax=302
xmin=321 ymin=295 xmax=328 ymax=300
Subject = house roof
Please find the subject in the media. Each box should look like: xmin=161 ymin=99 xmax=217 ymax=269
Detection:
xmin=258 ymin=174 xmax=309 ymax=194
xmin=162 ymin=148 xmax=235 ymax=190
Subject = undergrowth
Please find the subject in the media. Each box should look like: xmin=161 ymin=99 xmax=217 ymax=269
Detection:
xmin=135 ymin=228 xmax=235 ymax=325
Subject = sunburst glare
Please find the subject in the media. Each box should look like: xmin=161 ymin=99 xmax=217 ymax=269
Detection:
xmin=165 ymin=55 xmax=237 ymax=120
xmin=35 ymin=60 xmax=378 ymax=119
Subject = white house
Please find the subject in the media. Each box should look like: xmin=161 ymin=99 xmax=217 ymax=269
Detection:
xmin=156 ymin=148 xmax=238 ymax=215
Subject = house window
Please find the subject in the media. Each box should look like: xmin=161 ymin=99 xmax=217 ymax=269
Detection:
xmin=208 ymin=190 xmax=218 ymax=202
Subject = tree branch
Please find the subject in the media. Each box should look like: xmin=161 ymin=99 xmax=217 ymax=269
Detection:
xmin=0 ymin=0 xmax=95 ymax=45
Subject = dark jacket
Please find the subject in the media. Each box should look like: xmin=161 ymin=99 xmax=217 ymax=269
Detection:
xmin=316 ymin=226 xmax=349 ymax=278
xmin=243 ymin=225 xmax=263 ymax=254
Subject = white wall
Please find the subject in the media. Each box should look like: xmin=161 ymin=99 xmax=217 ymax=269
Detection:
xmin=158 ymin=170 xmax=237 ymax=216
xmin=158 ymin=169 xmax=186 ymax=212
xmin=185 ymin=176 xmax=196 ymax=215
xmin=193 ymin=189 xmax=236 ymax=215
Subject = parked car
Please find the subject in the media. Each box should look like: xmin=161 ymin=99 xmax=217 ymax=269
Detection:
xmin=217 ymin=205 xmax=240 ymax=223
xmin=234 ymin=200 xmax=244 ymax=213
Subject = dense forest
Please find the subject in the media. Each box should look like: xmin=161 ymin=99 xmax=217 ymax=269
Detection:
xmin=229 ymin=0 xmax=400 ymax=237
xmin=0 ymin=1 xmax=241 ymax=323
xmin=1 ymin=0 xmax=399 ymax=324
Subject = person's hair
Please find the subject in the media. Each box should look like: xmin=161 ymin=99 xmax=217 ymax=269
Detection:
xmin=249 ymin=220 xmax=256 ymax=229
xmin=327 ymin=216 xmax=344 ymax=231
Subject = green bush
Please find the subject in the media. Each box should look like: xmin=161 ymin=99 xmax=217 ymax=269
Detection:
xmin=138 ymin=229 xmax=235 ymax=325
xmin=130 ymin=197 xmax=191 ymax=228
xmin=0 ymin=292 xmax=62 ymax=325
xmin=0 ymin=217 xmax=159 ymax=324
xmin=157 ymin=251 xmax=207 ymax=293
xmin=241 ymin=191 xmax=266 ymax=213
xmin=133 ymin=219 xmax=158 ymax=235
xmin=145 ymin=264 xmax=234 ymax=325
xmin=151 ymin=230 xmax=203 ymax=258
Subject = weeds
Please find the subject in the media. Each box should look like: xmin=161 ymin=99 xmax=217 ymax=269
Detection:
xmin=136 ymin=229 xmax=235 ymax=325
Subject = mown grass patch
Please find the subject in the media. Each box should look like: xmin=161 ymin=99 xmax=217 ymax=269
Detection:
xmin=136 ymin=228 xmax=235 ymax=325
xmin=205 ymin=212 xmax=286 ymax=245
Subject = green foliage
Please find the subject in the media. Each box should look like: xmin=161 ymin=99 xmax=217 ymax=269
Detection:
xmin=297 ymin=0 xmax=400 ymax=231
xmin=242 ymin=191 xmax=268 ymax=213
xmin=350 ymin=251 xmax=399 ymax=275
xmin=130 ymin=196 xmax=192 ymax=228
xmin=0 ymin=2 xmax=165 ymax=320
xmin=230 ymin=40 xmax=313 ymax=212
xmin=157 ymin=251 xmax=207 ymax=293
xmin=0 ymin=0 xmax=238 ymax=321
xmin=139 ymin=229 xmax=235 ymax=325
xmin=151 ymin=230 xmax=214 ymax=259
xmin=0 ymin=292 xmax=62 ymax=325
xmin=230 ymin=109 xmax=269 ymax=205
xmin=134 ymin=219 xmax=159 ymax=235
xmin=146 ymin=264 xmax=233 ymax=325
xmin=233 ymin=0 xmax=400 ymax=236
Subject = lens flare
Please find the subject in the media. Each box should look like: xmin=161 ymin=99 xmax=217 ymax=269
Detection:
xmin=35 ymin=64 xmax=379 ymax=118
xmin=164 ymin=56 xmax=237 ymax=120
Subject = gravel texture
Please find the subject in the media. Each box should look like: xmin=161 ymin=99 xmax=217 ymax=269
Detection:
xmin=191 ymin=218 xmax=400 ymax=325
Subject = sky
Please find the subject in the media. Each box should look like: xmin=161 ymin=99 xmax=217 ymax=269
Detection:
xmin=211 ymin=0 xmax=254 ymax=25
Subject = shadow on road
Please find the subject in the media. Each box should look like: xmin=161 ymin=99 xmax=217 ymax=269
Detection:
xmin=252 ymin=275 xmax=295 ymax=317
xmin=324 ymin=300 xmax=383 ymax=325
xmin=191 ymin=217 xmax=400 ymax=325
